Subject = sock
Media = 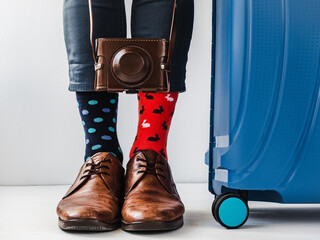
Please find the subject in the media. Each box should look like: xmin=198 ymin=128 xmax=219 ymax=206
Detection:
xmin=129 ymin=92 xmax=179 ymax=160
xmin=76 ymin=92 xmax=123 ymax=163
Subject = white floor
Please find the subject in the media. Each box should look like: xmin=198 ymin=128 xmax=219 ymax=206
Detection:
xmin=0 ymin=184 xmax=320 ymax=240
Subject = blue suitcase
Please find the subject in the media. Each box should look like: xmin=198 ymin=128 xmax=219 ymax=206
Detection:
xmin=205 ymin=0 xmax=320 ymax=228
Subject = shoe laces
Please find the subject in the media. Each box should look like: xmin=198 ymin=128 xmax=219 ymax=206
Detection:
xmin=136 ymin=158 xmax=166 ymax=179
xmin=80 ymin=158 xmax=112 ymax=180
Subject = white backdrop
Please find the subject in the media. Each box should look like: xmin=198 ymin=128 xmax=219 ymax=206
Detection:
xmin=0 ymin=0 xmax=212 ymax=185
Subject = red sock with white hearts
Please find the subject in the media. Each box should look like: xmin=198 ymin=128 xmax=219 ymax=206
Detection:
xmin=129 ymin=91 xmax=179 ymax=160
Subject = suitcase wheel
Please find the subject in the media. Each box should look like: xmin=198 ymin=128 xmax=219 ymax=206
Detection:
xmin=212 ymin=193 xmax=249 ymax=229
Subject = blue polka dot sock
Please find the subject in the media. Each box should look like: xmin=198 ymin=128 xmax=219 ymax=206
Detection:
xmin=75 ymin=92 xmax=123 ymax=163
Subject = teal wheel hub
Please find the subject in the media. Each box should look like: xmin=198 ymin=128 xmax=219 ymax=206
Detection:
xmin=212 ymin=193 xmax=249 ymax=229
xmin=219 ymin=197 xmax=248 ymax=227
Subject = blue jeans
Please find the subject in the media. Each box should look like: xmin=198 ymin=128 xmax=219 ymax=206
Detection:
xmin=63 ymin=0 xmax=194 ymax=92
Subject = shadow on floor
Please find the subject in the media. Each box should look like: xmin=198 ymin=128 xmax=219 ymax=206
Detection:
xmin=185 ymin=206 xmax=320 ymax=230
xmin=249 ymin=207 xmax=320 ymax=223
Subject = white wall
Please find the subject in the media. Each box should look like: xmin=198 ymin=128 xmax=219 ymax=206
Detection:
xmin=0 ymin=0 xmax=212 ymax=185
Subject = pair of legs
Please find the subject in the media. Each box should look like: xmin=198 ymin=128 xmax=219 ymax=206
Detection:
xmin=58 ymin=0 xmax=194 ymax=232
xmin=63 ymin=0 xmax=193 ymax=161
xmin=63 ymin=0 xmax=194 ymax=162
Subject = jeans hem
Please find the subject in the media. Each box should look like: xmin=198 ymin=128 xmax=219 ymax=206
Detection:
xmin=68 ymin=84 xmax=95 ymax=92
xmin=169 ymin=84 xmax=186 ymax=93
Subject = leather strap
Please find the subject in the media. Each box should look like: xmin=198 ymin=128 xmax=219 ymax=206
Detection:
xmin=88 ymin=0 xmax=97 ymax=63
xmin=88 ymin=0 xmax=177 ymax=71
xmin=165 ymin=0 xmax=177 ymax=71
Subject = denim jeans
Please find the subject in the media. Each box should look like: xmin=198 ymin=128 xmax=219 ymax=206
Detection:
xmin=63 ymin=0 xmax=194 ymax=92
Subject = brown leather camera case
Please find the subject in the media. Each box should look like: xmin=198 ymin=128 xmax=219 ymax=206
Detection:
xmin=94 ymin=38 xmax=169 ymax=92
xmin=88 ymin=0 xmax=177 ymax=93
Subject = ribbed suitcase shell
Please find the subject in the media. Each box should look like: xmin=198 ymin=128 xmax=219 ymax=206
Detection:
xmin=206 ymin=0 xmax=320 ymax=203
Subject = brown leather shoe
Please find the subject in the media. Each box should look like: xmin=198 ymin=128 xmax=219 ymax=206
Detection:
xmin=121 ymin=149 xmax=184 ymax=231
xmin=56 ymin=152 xmax=124 ymax=231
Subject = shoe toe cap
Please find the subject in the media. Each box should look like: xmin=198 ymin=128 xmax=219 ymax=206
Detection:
xmin=57 ymin=198 xmax=118 ymax=223
xmin=121 ymin=195 xmax=184 ymax=222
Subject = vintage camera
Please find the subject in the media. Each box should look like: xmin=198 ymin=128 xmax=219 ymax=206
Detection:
xmin=94 ymin=38 xmax=170 ymax=93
